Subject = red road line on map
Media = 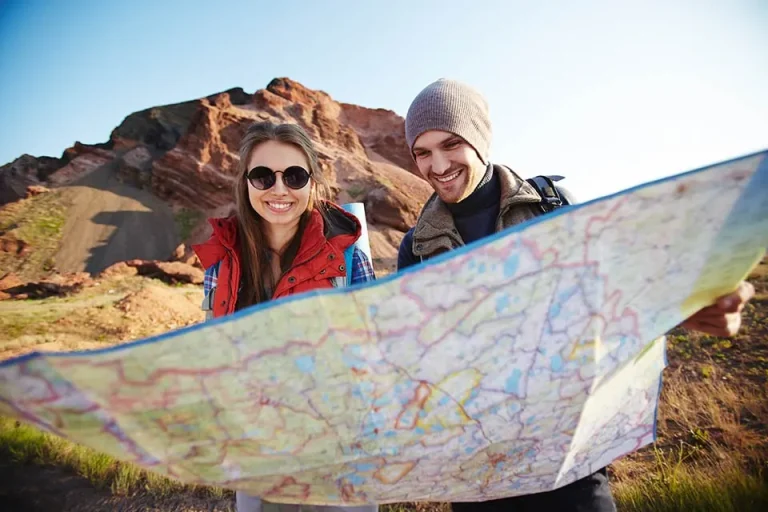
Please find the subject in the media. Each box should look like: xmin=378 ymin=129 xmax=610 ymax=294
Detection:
xmin=14 ymin=366 xmax=63 ymax=405
xmin=373 ymin=351 xmax=495 ymax=444
xmin=582 ymin=198 xmax=627 ymax=262
xmin=400 ymin=200 xmax=626 ymax=293
xmin=51 ymin=333 xmax=342 ymax=388
xmin=543 ymin=273 xmax=641 ymax=346
xmin=100 ymin=420 xmax=159 ymax=466
xmin=518 ymin=238 xmax=560 ymax=262
xmin=19 ymin=399 xmax=156 ymax=470
xmin=398 ymin=260 xmax=596 ymax=348
xmin=262 ymin=477 xmax=312 ymax=500
xmin=394 ymin=381 xmax=431 ymax=430
xmin=217 ymin=432 xmax=335 ymax=464
xmin=298 ymin=390 xmax=338 ymax=426
xmin=0 ymin=399 xmax=59 ymax=436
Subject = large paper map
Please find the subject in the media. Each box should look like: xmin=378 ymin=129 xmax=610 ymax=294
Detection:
xmin=1 ymin=151 xmax=767 ymax=505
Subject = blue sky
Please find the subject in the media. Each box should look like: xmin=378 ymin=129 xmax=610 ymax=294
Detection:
xmin=1 ymin=0 xmax=766 ymax=200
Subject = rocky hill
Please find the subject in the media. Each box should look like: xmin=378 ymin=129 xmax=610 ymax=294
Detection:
xmin=0 ymin=78 xmax=433 ymax=278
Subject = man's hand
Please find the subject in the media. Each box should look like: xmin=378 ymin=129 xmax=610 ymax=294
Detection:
xmin=680 ymin=281 xmax=755 ymax=337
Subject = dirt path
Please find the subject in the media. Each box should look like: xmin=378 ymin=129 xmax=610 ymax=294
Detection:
xmin=54 ymin=162 xmax=180 ymax=275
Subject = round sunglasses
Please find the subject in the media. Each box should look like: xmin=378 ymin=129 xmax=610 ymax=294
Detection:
xmin=246 ymin=165 xmax=312 ymax=190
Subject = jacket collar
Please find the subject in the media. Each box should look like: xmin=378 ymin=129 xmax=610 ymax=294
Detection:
xmin=293 ymin=202 xmax=362 ymax=265
xmin=193 ymin=216 xmax=239 ymax=269
xmin=411 ymin=164 xmax=541 ymax=258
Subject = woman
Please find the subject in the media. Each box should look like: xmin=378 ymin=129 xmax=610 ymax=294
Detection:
xmin=192 ymin=121 xmax=377 ymax=512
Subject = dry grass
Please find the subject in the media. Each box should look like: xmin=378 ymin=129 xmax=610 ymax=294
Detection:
xmin=751 ymin=257 xmax=768 ymax=300
xmin=0 ymin=274 xmax=204 ymax=360
xmin=0 ymin=190 xmax=71 ymax=280
xmin=613 ymin=448 xmax=768 ymax=511
xmin=173 ymin=206 xmax=206 ymax=242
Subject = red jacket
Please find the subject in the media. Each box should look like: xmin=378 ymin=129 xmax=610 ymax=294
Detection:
xmin=192 ymin=202 xmax=361 ymax=318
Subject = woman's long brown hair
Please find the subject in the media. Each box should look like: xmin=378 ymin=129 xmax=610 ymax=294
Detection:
xmin=233 ymin=122 xmax=331 ymax=309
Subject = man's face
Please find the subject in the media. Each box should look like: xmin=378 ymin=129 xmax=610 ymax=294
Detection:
xmin=412 ymin=130 xmax=486 ymax=204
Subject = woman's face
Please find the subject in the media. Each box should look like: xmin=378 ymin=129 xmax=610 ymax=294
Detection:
xmin=245 ymin=140 xmax=313 ymax=228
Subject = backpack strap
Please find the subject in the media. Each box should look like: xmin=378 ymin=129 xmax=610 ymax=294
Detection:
xmin=526 ymin=175 xmax=567 ymax=213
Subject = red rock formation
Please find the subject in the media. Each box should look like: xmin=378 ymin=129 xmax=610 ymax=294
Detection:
xmin=0 ymin=272 xmax=23 ymax=301
xmin=169 ymin=243 xmax=203 ymax=269
xmin=101 ymin=259 xmax=203 ymax=285
xmin=0 ymin=273 xmax=24 ymax=291
xmin=99 ymin=261 xmax=139 ymax=279
xmin=143 ymin=78 xmax=433 ymax=270
xmin=116 ymin=145 xmax=153 ymax=188
xmin=0 ymin=154 xmax=63 ymax=205
xmin=25 ymin=185 xmax=51 ymax=197
xmin=0 ymin=234 xmax=30 ymax=257
xmin=0 ymin=272 xmax=94 ymax=300
xmin=339 ymin=103 xmax=419 ymax=175
xmin=46 ymin=144 xmax=116 ymax=186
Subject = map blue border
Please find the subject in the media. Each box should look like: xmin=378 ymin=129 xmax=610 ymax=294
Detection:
xmin=1 ymin=148 xmax=766 ymax=367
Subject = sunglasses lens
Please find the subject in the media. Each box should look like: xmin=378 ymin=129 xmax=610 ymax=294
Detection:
xmin=247 ymin=167 xmax=276 ymax=190
xmin=283 ymin=166 xmax=311 ymax=189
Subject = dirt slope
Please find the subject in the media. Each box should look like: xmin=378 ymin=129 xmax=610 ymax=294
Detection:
xmin=54 ymin=161 xmax=180 ymax=275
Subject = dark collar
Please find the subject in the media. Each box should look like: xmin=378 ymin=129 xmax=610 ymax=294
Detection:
xmin=446 ymin=164 xmax=499 ymax=217
xmin=410 ymin=164 xmax=543 ymax=257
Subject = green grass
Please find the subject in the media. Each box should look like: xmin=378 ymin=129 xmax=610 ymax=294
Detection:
xmin=613 ymin=447 xmax=768 ymax=511
xmin=375 ymin=174 xmax=395 ymax=191
xmin=0 ymin=190 xmax=70 ymax=280
xmin=347 ymin=183 xmax=368 ymax=200
xmin=0 ymin=416 xmax=227 ymax=498
xmin=174 ymin=207 xmax=205 ymax=241
xmin=0 ymin=293 xmax=100 ymax=344
xmin=0 ymin=314 xmax=44 ymax=340
xmin=750 ymin=257 xmax=768 ymax=300
xmin=0 ymin=298 xmax=66 ymax=341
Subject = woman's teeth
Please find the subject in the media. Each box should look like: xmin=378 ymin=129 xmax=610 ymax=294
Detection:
xmin=435 ymin=170 xmax=461 ymax=183
xmin=267 ymin=202 xmax=292 ymax=211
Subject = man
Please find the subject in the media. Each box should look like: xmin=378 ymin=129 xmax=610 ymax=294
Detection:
xmin=397 ymin=78 xmax=755 ymax=511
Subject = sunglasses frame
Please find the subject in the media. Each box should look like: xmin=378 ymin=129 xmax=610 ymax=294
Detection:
xmin=246 ymin=165 xmax=312 ymax=191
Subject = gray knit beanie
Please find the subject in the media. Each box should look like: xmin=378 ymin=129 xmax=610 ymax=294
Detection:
xmin=405 ymin=79 xmax=492 ymax=163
